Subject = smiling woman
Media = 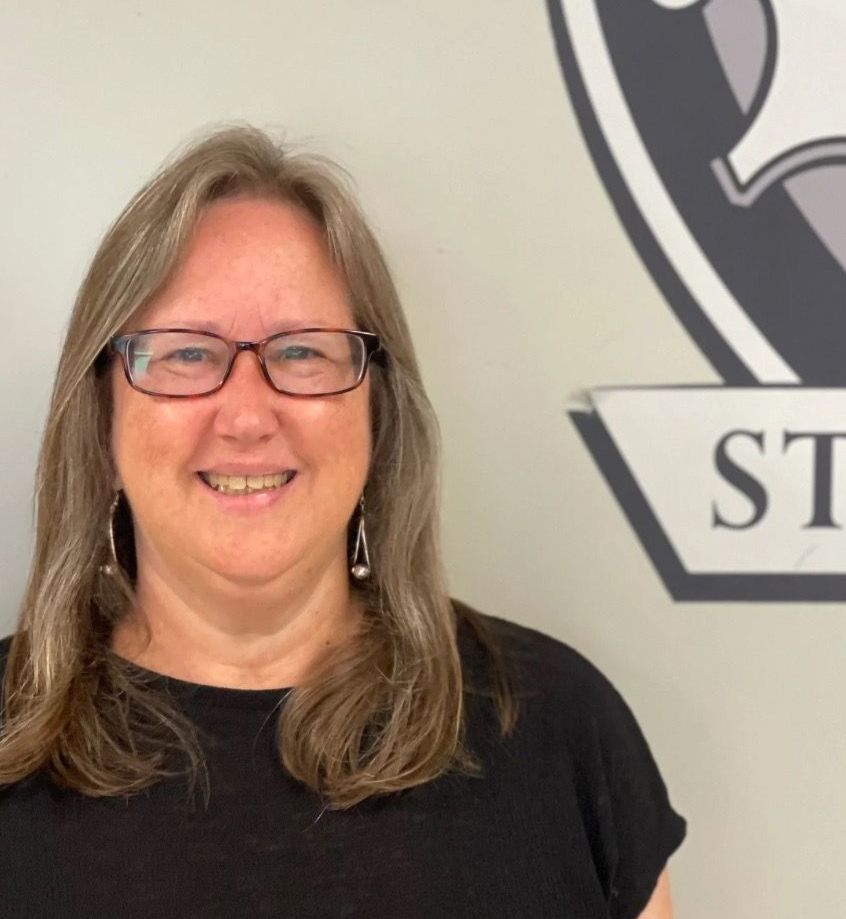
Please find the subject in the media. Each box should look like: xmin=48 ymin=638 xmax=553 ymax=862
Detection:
xmin=0 ymin=125 xmax=685 ymax=918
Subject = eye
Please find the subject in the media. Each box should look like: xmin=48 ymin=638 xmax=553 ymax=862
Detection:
xmin=272 ymin=345 xmax=322 ymax=361
xmin=166 ymin=347 xmax=211 ymax=363
xmin=286 ymin=346 xmax=317 ymax=360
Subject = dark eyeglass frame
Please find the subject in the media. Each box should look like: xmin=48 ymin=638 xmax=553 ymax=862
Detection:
xmin=109 ymin=327 xmax=384 ymax=398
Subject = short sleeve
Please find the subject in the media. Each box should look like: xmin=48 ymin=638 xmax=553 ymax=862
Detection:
xmin=583 ymin=669 xmax=687 ymax=919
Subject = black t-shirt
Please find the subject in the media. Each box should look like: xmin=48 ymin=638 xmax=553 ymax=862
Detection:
xmin=0 ymin=603 xmax=686 ymax=919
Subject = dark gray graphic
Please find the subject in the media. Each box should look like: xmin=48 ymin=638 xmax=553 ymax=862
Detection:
xmin=548 ymin=0 xmax=846 ymax=600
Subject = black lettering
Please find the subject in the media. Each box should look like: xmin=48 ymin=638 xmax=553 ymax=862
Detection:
xmin=712 ymin=430 xmax=767 ymax=529
xmin=782 ymin=431 xmax=846 ymax=528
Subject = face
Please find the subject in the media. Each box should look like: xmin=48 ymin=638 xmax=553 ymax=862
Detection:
xmin=110 ymin=196 xmax=372 ymax=588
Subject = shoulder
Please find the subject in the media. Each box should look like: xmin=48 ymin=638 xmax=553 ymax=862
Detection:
xmin=451 ymin=599 xmax=688 ymax=902
xmin=453 ymin=600 xmax=633 ymax=742
xmin=452 ymin=596 xmax=623 ymax=717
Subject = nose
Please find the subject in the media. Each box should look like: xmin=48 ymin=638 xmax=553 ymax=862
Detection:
xmin=211 ymin=348 xmax=283 ymax=443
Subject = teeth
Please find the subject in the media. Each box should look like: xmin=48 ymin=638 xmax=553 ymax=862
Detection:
xmin=204 ymin=471 xmax=292 ymax=495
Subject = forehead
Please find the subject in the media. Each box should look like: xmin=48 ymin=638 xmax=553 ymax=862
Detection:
xmin=136 ymin=195 xmax=353 ymax=335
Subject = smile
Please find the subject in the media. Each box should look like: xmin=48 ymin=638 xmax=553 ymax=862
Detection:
xmin=197 ymin=470 xmax=297 ymax=495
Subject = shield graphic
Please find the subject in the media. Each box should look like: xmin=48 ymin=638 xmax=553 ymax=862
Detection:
xmin=548 ymin=0 xmax=846 ymax=600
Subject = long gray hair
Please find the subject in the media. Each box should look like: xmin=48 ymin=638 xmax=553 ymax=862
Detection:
xmin=0 ymin=126 xmax=516 ymax=809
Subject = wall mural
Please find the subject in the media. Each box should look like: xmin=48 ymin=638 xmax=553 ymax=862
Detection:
xmin=548 ymin=0 xmax=846 ymax=601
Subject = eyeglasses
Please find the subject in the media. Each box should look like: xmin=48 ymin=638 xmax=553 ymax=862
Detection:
xmin=110 ymin=328 xmax=383 ymax=398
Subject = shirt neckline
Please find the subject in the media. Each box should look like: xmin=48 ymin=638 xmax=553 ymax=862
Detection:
xmin=109 ymin=651 xmax=294 ymax=711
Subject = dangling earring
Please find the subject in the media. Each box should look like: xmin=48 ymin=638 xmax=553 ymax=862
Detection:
xmin=350 ymin=495 xmax=371 ymax=580
xmin=99 ymin=491 xmax=120 ymax=576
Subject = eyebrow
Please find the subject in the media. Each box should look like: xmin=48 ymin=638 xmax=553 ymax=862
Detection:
xmin=145 ymin=319 xmax=339 ymax=336
xmin=268 ymin=319 xmax=341 ymax=335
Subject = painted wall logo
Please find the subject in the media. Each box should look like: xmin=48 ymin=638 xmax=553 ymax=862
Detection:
xmin=548 ymin=0 xmax=846 ymax=600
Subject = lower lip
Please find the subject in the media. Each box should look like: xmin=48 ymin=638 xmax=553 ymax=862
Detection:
xmin=196 ymin=473 xmax=297 ymax=514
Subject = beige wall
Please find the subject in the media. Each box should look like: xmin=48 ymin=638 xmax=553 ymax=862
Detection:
xmin=1 ymin=3 xmax=843 ymax=917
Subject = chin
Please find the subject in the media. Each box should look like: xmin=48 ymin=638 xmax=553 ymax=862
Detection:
xmin=208 ymin=558 xmax=293 ymax=588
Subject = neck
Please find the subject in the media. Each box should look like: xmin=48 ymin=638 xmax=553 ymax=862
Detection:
xmin=111 ymin=545 xmax=362 ymax=690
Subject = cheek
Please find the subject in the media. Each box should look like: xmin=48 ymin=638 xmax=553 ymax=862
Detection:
xmin=111 ymin=386 xmax=201 ymax=490
xmin=301 ymin=395 xmax=372 ymax=487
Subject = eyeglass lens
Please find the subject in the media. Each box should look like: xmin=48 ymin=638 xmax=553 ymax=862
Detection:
xmin=125 ymin=331 xmax=367 ymax=396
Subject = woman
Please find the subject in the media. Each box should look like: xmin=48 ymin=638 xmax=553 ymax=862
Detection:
xmin=0 ymin=126 xmax=685 ymax=918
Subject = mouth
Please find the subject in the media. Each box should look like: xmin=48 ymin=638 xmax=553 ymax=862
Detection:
xmin=197 ymin=470 xmax=297 ymax=496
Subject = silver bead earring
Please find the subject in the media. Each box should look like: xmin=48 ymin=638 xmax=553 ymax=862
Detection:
xmin=350 ymin=495 xmax=371 ymax=580
xmin=99 ymin=491 xmax=120 ymax=576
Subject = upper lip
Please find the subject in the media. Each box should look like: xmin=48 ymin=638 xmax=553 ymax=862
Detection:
xmin=197 ymin=465 xmax=297 ymax=475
